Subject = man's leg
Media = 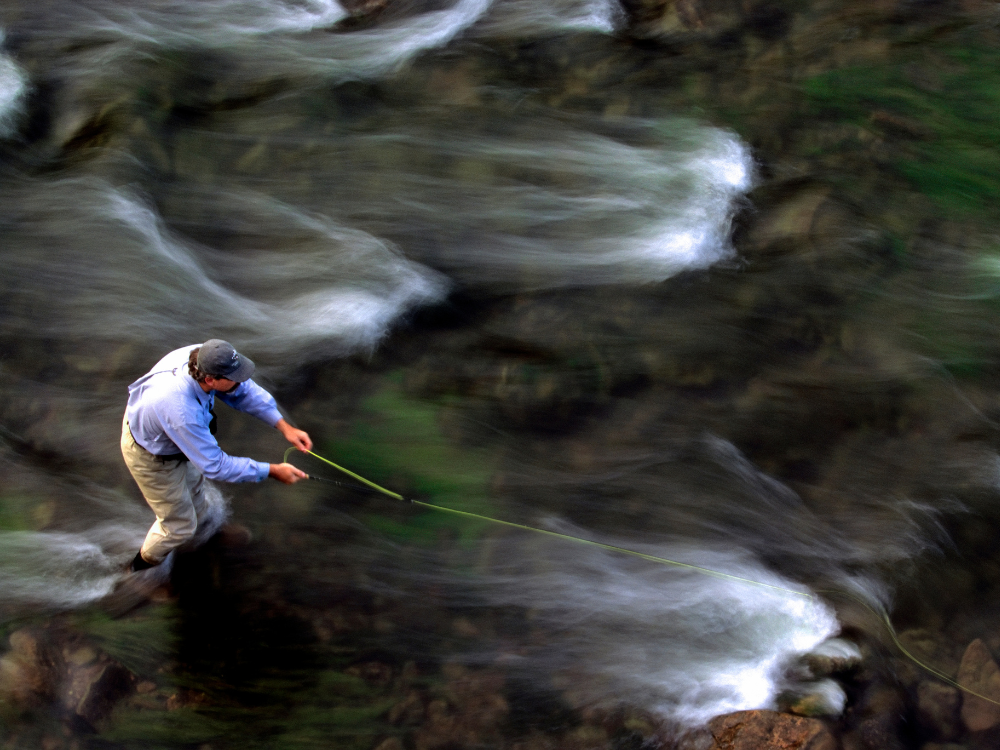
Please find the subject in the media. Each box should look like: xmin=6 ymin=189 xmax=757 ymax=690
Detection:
xmin=121 ymin=417 xmax=199 ymax=567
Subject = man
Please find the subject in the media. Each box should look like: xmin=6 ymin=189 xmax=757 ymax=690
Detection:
xmin=122 ymin=339 xmax=311 ymax=572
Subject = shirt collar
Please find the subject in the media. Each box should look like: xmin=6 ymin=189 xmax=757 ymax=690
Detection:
xmin=181 ymin=368 xmax=212 ymax=404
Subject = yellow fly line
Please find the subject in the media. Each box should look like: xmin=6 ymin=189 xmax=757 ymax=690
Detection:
xmin=284 ymin=446 xmax=1000 ymax=707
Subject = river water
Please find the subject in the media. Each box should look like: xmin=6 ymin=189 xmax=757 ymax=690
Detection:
xmin=1 ymin=0 xmax=999 ymax=747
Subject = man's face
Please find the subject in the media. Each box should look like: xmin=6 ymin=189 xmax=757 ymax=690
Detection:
xmin=204 ymin=376 xmax=239 ymax=394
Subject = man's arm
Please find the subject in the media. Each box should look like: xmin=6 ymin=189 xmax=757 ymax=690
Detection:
xmin=218 ymin=382 xmax=313 ymax=453
xmin=160 ymin=406 xmax=271 ymax=483
xmin=275 ymin=418 xmax=312 ymax=452
xmin=216 ymin=379 xmax=283 ymax=426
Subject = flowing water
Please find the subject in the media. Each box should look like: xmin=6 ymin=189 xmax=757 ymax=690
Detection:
xmin=1 ymin=0 xmax=1000 ymax=747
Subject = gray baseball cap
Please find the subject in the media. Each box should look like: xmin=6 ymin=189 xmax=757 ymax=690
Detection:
xmin=197 ymin=339 xmax=255 ymax=382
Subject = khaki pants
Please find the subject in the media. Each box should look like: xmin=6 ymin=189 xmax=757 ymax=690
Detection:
xmin=121 ymin=416 xmax=209 ymax=564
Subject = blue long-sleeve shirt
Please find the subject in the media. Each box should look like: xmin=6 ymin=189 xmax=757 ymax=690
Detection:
xmin=125 ymin=345 xmax=283 ymax=483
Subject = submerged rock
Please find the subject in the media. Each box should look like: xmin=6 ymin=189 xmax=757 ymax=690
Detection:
xmin=916 ymin=680 xmax=960 ymax=741
xmin=60 ymin=659 xmax=133 ymax=728
xmin=805 ymin=638 xmax=863 ymax=677
xmin=957 ymin=639 xmax=1000 ymax=732
xmin=0 ymin=627 xmax=135 ymax=729
xmin=705 ymin=710 xmax=836 ymax=750
xmin=784 ymin=679 xmax=848 ymax=717
xmin=0 ymin=628 xmax=62 ymax=706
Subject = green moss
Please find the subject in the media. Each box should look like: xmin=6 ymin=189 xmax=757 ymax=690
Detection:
xmin=72 ymin=606 xmax=179 ymax=677
xmin=102 ymin=668 xmax=395 ymax=749
xmin=103 ymin=707 xmax=230 ymax=747
xmin=804 ymin=46 xmax=1000 ymax=218
xmin=0 ymin=495 xmax=51 ymax=532
xmin=321 ymin=377 xmax=496 ymax=546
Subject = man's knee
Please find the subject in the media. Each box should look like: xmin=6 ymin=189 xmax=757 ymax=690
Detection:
xmin=165 ymin=505 xmax=199 ymax=541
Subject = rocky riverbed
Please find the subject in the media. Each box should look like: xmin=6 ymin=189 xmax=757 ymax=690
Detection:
xmin=3 ymin=0 xmax=1000 ymax=747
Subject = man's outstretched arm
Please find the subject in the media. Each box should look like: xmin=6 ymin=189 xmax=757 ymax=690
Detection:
xmin=275 ymin=418 xmax=312 ymax=452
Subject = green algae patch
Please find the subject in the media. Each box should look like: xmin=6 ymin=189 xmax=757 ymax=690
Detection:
xmin=0 ymin=495 xmax=53 ymax=532
xmin=323 ymin=377 xmax=497 ymax=546
xmin=72 ymin=606 xmax=179 ymax=677
xmin=804 ymin=46 xmax=1000 ymax=219
xmin=102 ymin=707 xmax=229 ymax=747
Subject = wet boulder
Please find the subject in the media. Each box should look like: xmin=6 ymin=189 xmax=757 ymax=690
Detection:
xmin=805 ymin=638 xmax=863 ymax=678
xmin=620 ymin=0 xmax=744 ymax=39
xmin=957 ymin=638 xmax=1000 ymax=732
xmin=60 ymin=653 xmax=134 ymax=728
xmin=783 ymin=679 xmax=848 ymax=718
xmin=412 ymin=665 xmax=509 ymax=750
xmin=0 ymin=628 xmax=62 ymax=706
xmin=705 ymin=710 xmax=836 ymax=750
xmin=916 ymin=680 xmax=960 ymax=741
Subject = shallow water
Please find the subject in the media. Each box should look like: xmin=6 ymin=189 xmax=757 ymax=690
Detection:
xmin=2 ymin=0 xmax=1000 ymax=746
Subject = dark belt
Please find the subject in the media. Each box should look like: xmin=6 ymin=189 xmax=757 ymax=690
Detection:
xmin=127 ymin=409 xmax=215 ymax=464
xmin=155 ymin=452 xmax=189 ymax=463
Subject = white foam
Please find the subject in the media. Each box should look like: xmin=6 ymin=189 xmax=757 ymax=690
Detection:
xmin=0 ymin=33 xmax=27 ymax=139
xmin=0 ymin=476 xmax=229 ymax=613
xmin=326 ymin=118 xmax=752 ymax=287
xmin=104 ymin=187 xmax=447 ymax=359
xmin=3 ymin=178 xmax=446 ymax=366
xmin=0 ymin=530 xmax=131 ymax=608
xmin=75 ymin=0 xmax=348 ymax=44
xmin=291 ymin=0 xmax=494 ymax=80
xmin=66 ymin=0 xmax=493 ymax=83
xmin=480 ymin=525 xmax=838 ymax=726
xmin=474 ymin=0 xmax=624 ymax=37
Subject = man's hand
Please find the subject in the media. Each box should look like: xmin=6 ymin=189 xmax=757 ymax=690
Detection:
xmin=269 ymin=462 xmax=308 ymax=484
xmin=276 ymin=418 xmax=313 ymax=452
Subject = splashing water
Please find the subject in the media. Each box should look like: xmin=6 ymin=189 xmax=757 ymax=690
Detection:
xmin=475 ymin=0 xmax=625 ymax=36
xmin=0 ymin=178 xmax=447 ymax=368
xmin=0 ymin=33 xmax=27 ymax=139
xmin=0 ymin=468 xmax=231 ymax=614
xmin=184 ymin=113 xmax=754 ymax=289
xmin=496 ymin=536 xmax=838 ymax=726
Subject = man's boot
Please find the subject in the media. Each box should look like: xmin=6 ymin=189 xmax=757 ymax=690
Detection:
xmin=130 ymin=551 xmax=155 ymax=572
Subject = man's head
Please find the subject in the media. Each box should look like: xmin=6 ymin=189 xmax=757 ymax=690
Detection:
xmin=188 ymin=340 xmax=255 ymax=391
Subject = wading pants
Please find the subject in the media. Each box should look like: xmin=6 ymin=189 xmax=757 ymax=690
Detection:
xmin=121 ymin=415 xmax=209 ymax=564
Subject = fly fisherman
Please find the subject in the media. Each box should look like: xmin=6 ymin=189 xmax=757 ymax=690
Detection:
xmin=122 ymin=340 xmax=311 ymax=573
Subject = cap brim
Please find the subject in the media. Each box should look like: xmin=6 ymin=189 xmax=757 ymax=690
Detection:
xmin=229 ymin=355 xmax=255 ymax=382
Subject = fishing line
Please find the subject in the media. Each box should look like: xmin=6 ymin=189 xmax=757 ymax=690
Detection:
xmin=284 ymin=446 xmax=1000 ymax=707
xmin=284 ymin=448 xmax=810 ymax=597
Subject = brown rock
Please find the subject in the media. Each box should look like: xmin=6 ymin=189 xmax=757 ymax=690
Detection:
xmin=0 ymin=628 xmax=62 ymax=705
xmin=389 ymin=690 xmax=425 ymax=725
xmin=61 ymin=660 xmax=134 ymax=727
xmin=916 ymin=680 xmax=960 ymax=740
xmin=413 ymin=668 xmax=509 ymax=750
xmin=856 ymin=715 xmax=904 ymax=750
xmin=744 ymin=188 xmax=831 ymax=254
xmin=706 ymin=710 xmax=836 ymax=750
xmin=957 ymin=638 xmax=1000 ymax=732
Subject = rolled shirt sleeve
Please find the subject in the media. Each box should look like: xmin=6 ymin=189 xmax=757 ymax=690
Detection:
xmin=216 ymin=379 xmax=283 ymax=426
xmin=157 ymin=398 xmax=271 ymax=483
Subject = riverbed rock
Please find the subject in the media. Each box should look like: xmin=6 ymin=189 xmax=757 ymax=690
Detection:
xmin=855 ymin=715 xmax=906 ymax=750
xmin=957 ymin=639 xmax=1000 ymax=732
xmin=806 ymin=638 xmax=863 ymax=677
xmin=916 ymin=680 xmax=960 ymax=740
xmin=705 ymin=710 xmax=836 ymax=750
xmin=412 ymin=667 xmax=509 ymax=750
xmin=60 ymin=658 xmax=134 ymax=728
xmin=785 ymin=679 xmax=848 ymax=717
xmin=0 ymin=628 xmax=62 ymax=706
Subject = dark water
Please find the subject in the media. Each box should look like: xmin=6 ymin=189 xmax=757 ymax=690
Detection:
xmin=1 ymin=0 xmax=1000 ymax=747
